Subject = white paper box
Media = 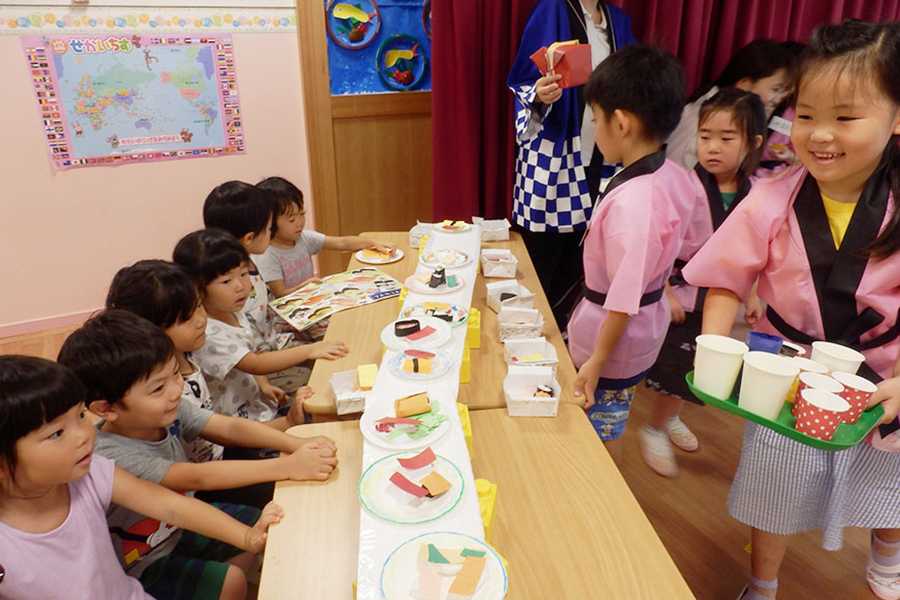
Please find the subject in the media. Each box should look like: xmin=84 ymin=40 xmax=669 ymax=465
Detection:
xmin=472 ymin=217 xmax=511 ymax=241
xmin=330 ymin=370 xmax=369 ymax=415
xmin=480 ymin=249 xmax=517 ymax=278
xmin=504 ymin=365 xmax=559 ymax=417
xmin=485 ymin=280 xmax=534 ymax=312
xmin=409 ymin=221 xmax=433 ymax=249
xmin=503 ymin=337 xmax=559 ymax=375
xmin=498 ymin=306 xmax=543 ymax=341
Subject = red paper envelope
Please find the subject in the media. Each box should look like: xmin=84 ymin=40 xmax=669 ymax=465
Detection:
xmin=530 ymin=42 xmax=592 ymax=89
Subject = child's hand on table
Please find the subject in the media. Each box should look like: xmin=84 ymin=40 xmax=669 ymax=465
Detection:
xmin=573 ymin=357 xmax=603 ymax=410
xmin=869 ymin=376 xmax=900 ymax=424
xmin=369 ymin=240 xmax=397 ymax=255
xmin=244 ymin=501 xmax=284 ymax=553
xmin=285 ymin=440 xmax=339 ymax=481
xmin=309 ymin=340 xmax=349 ymax=360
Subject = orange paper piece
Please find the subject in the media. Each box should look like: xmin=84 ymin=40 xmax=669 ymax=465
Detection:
xmin=397 ymin=446 xmax=436 ymax=469
xmin=529 ymin=40 xmax=591 ymax=88
xmin=420 ymin=470 xmax=452 ymax=498
xmin=448 ymin=554 xmax=487 ymax=596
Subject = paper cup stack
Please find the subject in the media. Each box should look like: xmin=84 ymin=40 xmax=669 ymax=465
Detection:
xmin=793 ymin=389 xmax=851 ymax=440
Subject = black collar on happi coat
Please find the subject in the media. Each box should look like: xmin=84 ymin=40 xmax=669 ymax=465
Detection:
xmin=793 ymin=169 xmax=890 ymax=346
xmin=600 ymin=147 xmax=666 ymax=200
xmin=693 ymin=164 xmax=752 ymax=230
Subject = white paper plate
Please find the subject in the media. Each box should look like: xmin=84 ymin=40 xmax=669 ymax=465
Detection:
xmin=381 ymin=531 xmax=508 ymax=600
xmin=360 ymin=395 xmax=450 ymax=451
xmin=355 ymin=248 xmax=404 ymax=265
xmin=380 ymin=316 xmax=453 ymax=351
xmin=404 ymin=273 xmax=465 ymax=295
xmin=432 ymin=221 xmax=471 ymax=233
xmin=387 ymin=349 xmax=454 ymax=381
xmin=419 ymin=248 xmax=471 ymax=269
xmin=401 ymin=303 xmax=468 ymax=328
xmin=358 ymin=452 xmax=464 ymax=524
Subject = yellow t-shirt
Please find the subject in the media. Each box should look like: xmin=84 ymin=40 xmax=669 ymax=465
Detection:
xmin=821 ymin=193 xmax=857 ymax=248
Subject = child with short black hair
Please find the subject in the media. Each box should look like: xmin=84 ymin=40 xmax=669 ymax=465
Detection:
xmin=255 ymin=176 xmax=396 ymax=298
xmin=0 ymin=355 xmax=283 ymax=600
xmin=57 ymin=310 xmax=337 ymax=596
xmin=568 ymin=45 xmax=701 ymax=461
xmin=173 ymin=228 xmax=348 ymax=423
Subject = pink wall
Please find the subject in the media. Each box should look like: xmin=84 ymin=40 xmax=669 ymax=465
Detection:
xmin=0 ymin=32 xmax=314 ymax=336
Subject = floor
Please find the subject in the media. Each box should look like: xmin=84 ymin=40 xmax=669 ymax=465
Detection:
xmin=0 ymin=326 xmax=880 ymax=599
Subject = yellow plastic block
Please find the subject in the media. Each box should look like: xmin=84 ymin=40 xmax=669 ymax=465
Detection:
xmin=466 ymin=307 xmax=481 ymax=349
xmin=418 ymin=235 xmax=429 ymax=258
xmin=457 ymin=402 xmax=473 ymax=455
xmin=352 ymin=579 xmax=357 ymax=599
xmin=476 ymin=478 xmax=498 ymax=544
xmin=459 ymin=345 xmax=471 ymax=384
xmin=397 ymin=286 xmax=408 ymax=312
xmin=357 ymin=364 xmax=378 ymax=390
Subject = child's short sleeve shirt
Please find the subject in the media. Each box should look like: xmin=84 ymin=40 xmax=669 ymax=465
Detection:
xmin=180 ymin=357 xmax=224 ymax=463
xmin=254 ymin=230 xmax=326 ymax=289
xmin=0 ymin=454 xmax=153 ymax=598
xmin=241 ymin=268 xmax=294 ymax=352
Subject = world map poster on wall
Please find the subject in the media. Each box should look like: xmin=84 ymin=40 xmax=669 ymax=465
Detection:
xmin=21 ymin=34 xmax=244 ymax=169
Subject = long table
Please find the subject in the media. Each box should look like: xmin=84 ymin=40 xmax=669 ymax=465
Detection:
xmin=259 ymin=402 xmax=695 ymax=598
xmin=303 ymin=231 xmax=579 ymax=415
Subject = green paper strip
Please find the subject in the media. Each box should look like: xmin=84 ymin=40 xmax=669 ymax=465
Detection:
xmin=427 ymin=543 xmax=450 ymax=564
xmin=460 ymin=548 xmax=486 ymax=557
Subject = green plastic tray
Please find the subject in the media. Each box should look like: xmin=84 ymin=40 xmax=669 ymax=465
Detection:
xmin=686 ymin=371 xmax=883 ymax=451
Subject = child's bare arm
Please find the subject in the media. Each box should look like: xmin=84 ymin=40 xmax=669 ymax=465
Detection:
xmin=271 ymin=277 xmax=323 ymax=299
xmin=322 ymin=235 xmax=396 ymax=253
xmin=236 ymin=341 xmax=349 ymax=374
xmin=111 ymin=465 xmax=283 ymax=553
xmin=573 ymin=310 xmax=631 ymax=409
xmin=701 ymin=288 xmax=742 ymax=335
xmin=201 ymin=410 xmax=336 ymax=454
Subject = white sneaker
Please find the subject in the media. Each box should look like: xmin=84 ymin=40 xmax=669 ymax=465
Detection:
xmin=665 ymin=416 xmax=699 ymax=452
xmin=868 ymin=559 xmax=900 ymax=600
xmin=639 ymin=425 xmax=677 ymax=478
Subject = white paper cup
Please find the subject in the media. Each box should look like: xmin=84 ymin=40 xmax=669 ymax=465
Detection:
xmin=791 ymin=357 xmax=829 ymax=375
xmin=694 ymin=334 xmax=749 ymax=399
xmin=810 ymin=341 xmax=865 ymax=375
xmin=738 ymin=351 xmax=800 ymax=419
xmin=780 ymin=341 xmax=807 ymax=357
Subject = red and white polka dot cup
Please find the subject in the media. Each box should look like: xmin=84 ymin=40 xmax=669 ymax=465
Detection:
xmin=830 ymin=371 xmax=878 ymax=424
xmin=794 ymin=389 xmax=850 ymax=441
xmin=791 ymin=372 xmax=843 ymax=418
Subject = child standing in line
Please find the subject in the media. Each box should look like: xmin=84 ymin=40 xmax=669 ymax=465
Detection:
xmin=683 ymin=21 xmax=900 ymax=600
xmin=0 ymin=355 xmax=282 ymax=600
xmin=203 ymin=180 xmax=315 ymax=397
xmin=174 ymin=229 xmax=349 ymax=426
xmin=254 ymin=176 xmax=396 ymax=299
xmin=640 ymin=88 xmax=767 ymax=478
xmin=667 ymin=39 xmax=793 ymax=170
xmin=567 ymin=45 xmax=700 ymax=461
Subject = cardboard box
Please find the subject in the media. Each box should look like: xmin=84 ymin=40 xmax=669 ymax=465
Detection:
xmin=481 ymin=249 xmax=517 ymax=278
xmin=472 ymin=217 xmax=510 ymax=241
xmin=485 ymin=280 xmax=534 ymax=313
xmin=498 ymin=306 xmax=543 ymax=341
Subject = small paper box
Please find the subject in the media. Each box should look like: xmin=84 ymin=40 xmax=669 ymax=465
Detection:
xmin=330 ymin=370 xmax=369 ymax=415
xmin=472 ymin=217 xmax=511 ymax=241
xmin=498 ymin=306 xmax=543 ymax=341
xmin=504 ymin=365 xmax=559 ymax=417
xmin=503 ymin=337 xmax=559 ymax=375
xmin=409 ymin=221 xmax=432 ymax=249
xmin=486 ymin=280 xmax=534 ymax=313
xmin=481 ymin=249 xmax=517 ymax=278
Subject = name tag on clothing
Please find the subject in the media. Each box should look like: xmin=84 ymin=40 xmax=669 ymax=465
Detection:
xmin=769 ymin=115 xmax=792 ymax=136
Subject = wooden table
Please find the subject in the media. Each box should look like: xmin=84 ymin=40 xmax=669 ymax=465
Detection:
xmin=259 ymin=403 xmax=695 ymax=599
xmin=304 ymin=231 xmax=579 ymax=415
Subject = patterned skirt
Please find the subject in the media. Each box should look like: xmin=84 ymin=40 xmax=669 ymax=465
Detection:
xmin=728 ymin=423 xmax=900 ymax=550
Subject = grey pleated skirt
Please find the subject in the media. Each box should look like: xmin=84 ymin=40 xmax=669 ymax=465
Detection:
xmin=728 ymin=422 xmax=900 ymax=550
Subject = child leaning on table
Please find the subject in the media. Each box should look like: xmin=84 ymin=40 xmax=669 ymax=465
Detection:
xmin=174 ymin=228 xmax=349 ymax=426
xmin=567 ymin=45 xmax=701 ymax=461
xmin=0 ymin=355 xmax=283 ymax=600
xmin=105 ymin=261 xmax=337 ymax=507
xmin=203 ymin=179 xmax=313 ymax=397
xmin=682 ymin=20 xmax=900 ymax=600
xmin=254 ymin=176 xmax=396 ymax=299
xmin=56 ymin=310 xmax=335 ymax=599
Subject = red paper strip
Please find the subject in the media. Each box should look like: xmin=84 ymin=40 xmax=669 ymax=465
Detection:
xmin=405 ymin=349 xmax=436 ymax=359
xmin=397 ymin=447 xmax=436 ymax=469
xmin=389 ymin=471 xmax=429 ymax=498
xmin=406 ymin=326 xmax=436 ymax=341
xmin=375 ymin=417 xmax=422 ymax=426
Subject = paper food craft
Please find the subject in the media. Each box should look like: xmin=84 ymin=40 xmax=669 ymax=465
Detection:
xmin=434 ymin=219 xmax=471 ymax=233
xmin=529 ymin=39 xmax=591 ymax=88
xmin=419 ymin=544 xmax=488 ymax=598
xmin=388 ymin=448 xmax=454 ymax=499
xmin=403 ymin=356 xmax=433 ymax=374
xmin=402 ymin=302 xmax=469 ymax=328
xmin=370 ymin=393 xmax=449 ymax=443
xmin=357 ymin=363 xmax=378 ymax=391
xmin=396 ymin=391 xmax=432 ymax=417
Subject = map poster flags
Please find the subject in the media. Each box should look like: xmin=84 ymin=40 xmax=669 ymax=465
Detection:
xmin=21 ymin=34 xmax=245 ymax=170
